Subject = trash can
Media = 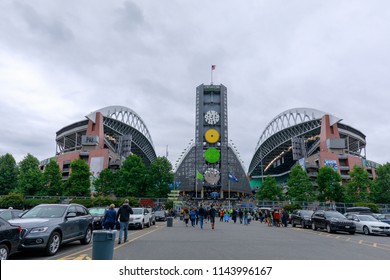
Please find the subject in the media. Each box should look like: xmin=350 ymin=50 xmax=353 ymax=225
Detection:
xmin=92 ymin=230 xmax=117 ymax=260
xmin=167 ymin=217 xmax=173 ymax=227
xmin=179 ymin=215 xmax=183 ymax=221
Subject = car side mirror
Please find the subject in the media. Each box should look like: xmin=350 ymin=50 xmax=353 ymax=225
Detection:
xmin=354 ymin=218 xmax=359 ymax=222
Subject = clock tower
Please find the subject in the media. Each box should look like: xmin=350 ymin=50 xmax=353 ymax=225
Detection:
xmin=195 ymin=84 xmax=228 ymax=197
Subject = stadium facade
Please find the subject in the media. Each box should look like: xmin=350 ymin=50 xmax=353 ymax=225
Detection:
xmin=174 ymin=84 xmax=251 ymax=198
xmin=248 ymin=108 xmax=379 ymax=189
xmin=52 ymin=106 xmax=157 ymax=180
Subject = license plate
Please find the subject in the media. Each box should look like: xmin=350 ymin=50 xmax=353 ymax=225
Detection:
xmin=345 ymin=226 xmax=350 ymax=228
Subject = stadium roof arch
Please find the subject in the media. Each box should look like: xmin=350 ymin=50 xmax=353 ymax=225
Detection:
xmin=56 ymin=105 xmax=157 ymax=166
xmin=248 ymin=108 xmax=366 ymax=177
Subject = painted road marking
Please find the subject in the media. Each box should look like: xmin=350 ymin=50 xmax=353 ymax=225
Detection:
xmin=58 ymin=225 xmax=165 ymax=260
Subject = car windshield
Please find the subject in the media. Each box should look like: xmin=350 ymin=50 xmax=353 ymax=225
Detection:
xmin=301 ymin=210 xmax=314 ymax=216
xmin=132 ymin=208 xmax=143 ymax=215
xmin=358 ymin=215 xmax=378 ymax=221
xmin=325 ymin=211 xmax=346 ymax=219
xmin=89 ymin=208 xmax=106 ymax=216
xmin=22 ymin=205 xmax=66 ymax=218
xmin=155 ymin=211 xmax=165 ymax=216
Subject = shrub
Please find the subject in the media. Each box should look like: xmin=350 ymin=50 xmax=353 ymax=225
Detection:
xmin=283 ymin=203 xmax=301 ymax=212
xmin=354 ymin=202 xmax=379 ymax=213
xmin=0 ymin=193 xmax=24 ymax=209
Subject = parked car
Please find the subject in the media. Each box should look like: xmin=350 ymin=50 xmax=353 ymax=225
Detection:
xmin=345 ymin=207 xmax=372 ymax=215
xmin=345 ymin=214 xmax=390 ymax=236
xmin=88 ymin=207 xmax=108 ymax=230
xmin=311 ymin=210 xmax=356 ymax=234
xmin=0 ymin=209 xmax=24 ymax=221
xmin=0 ymin=217 xmax=25 ymax=260
xmin=371 ymin=213 xmax=390 ymax=225
xmin=291 ymin=210 xmax=314 ymax=228
xmin=129 ymin=207 xmax=152 ymax=229
xmin=147 ymin=208 xmax=156 ymax=225
xmin=8 ymin=204 xmax=93 ymax=256
xmin=155 ymin=210 xmax=167 ymax=221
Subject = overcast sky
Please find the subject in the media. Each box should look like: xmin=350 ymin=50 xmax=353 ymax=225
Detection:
xmin=1 ymin=0 xmax=390 ymax=171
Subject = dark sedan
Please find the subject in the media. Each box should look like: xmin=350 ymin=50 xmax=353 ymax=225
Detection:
xmin=311 ymin=210 xmax=355 ymax=234
xmin=0 ymin=209 xmax=24 ymax=221
xmin=8 ymin=204 xmax=93 ymax=256
xmin=291 ymin=210 xmax=314 ymax=228
xmin=155 ymin=210 xmax=167 ymax=221
xmin=0 ymin=217 xmax=25 ymax=260
xmin=88 ymin=207 xmax=108 ymax=230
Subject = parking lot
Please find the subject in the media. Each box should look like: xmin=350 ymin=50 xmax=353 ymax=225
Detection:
xmin=8 ymin=218 xmax=390 ymax=260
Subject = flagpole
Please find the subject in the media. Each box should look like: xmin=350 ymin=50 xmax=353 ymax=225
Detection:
xmin=228 ymin=178 xmax=231 ymax=209
xmin=195 ymin=175 xmax=198 ymax=198
xmin=211 ymin=68 xmax=213 ymax=85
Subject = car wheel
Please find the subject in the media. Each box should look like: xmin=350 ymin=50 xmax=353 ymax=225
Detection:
xmin=301 ymin=221 xmax=305 ymax=229
xmin=292 ymin=221 xmax=296 ymax=227
xmin=363 ymin=226 xmax=370 ymax=235
xmin=146 ymin=220 xmax=151 ymax=228
xmin=312 ymin=222 xmax=317 ymax=231
xmin=153 ymin=220 xmax=156 ymax=225
xmin=45 ymin=231 xmax=61 ymax=256
xmin=80 ymin=226 xmax=92 ymax=245
xmin=0 ymin=244 xmax=10 ymax=260
xmin=326 ymin=224 xmax=332 ymax=233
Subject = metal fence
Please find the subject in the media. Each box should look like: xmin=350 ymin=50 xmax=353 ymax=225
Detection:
xmin=255 ymin=200 xmax=390 ymax=214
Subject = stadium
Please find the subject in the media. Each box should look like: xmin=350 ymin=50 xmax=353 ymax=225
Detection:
xmin=248 ymin=108 xmax=378 ymax=189
xmin=53 ymin=106 xmax=157 ymax=180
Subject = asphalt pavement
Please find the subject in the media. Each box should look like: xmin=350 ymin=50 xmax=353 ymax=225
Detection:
xmin=112 ymin=218 xmax=390 ymax=260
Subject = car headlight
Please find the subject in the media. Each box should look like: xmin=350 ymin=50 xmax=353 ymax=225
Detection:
xmin=30 ymin=227 xmax=49 ymax=233
xmin=371 ymin=226 xmax=380 ymax=228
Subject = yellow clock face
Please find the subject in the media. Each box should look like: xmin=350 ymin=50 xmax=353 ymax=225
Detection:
xmin=204 ymin=128 xmax=220 ymax=144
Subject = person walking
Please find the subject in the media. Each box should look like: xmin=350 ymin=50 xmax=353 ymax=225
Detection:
xmin=189 ymin=208 xmax=197 ymax=227
xmin=103 ymin=204 xmax=117 ymax=230
xmin=183 ymin=208 xmax=190 ymax=227
xmin=243 ymin=208 xmax=249 ymax=225
xmin=281 ymin=208 xmax=289 ymax=227
xmin=116 ymin=199 xmax=133 ymax=244
xmin=238 ymin=208 xmax=244 ymax=224
xmin=232 ymin=208 xmax=238 ymax=223
xmin=209 ymin=205 xmax=217 ymax=230
xmin=197 ymin=205 xmax=206 ymax=229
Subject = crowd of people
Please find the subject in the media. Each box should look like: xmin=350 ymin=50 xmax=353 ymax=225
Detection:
xmin=178 ymin=204 xmax=291 ymax=229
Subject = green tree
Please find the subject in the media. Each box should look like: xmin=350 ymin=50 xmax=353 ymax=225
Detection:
xmin=345 ymin=165 xmax=371 ymax=203
xmin=146 ymin=156 xmax=174 ymax=198
xmin=94 ymin=168 xmax=118 ymax=196
xmin=116 ymin=155 xmax=147 ymax=197
xmin=0 ymin=153 xmax=19 ymax=195
xmin=41 ymin=159 xmax=63 ymax=196
xmin=17 ymin=154 xmax=43 ymax=195
xmin=65 ymin=159 xmax=91 ymax=196
xmin=316 ymin=166 xmax=344 ymax=202
xmin=256 ymin=175 xmax=284 ymax=201
xmin=371 ymin=163 xmax=390 ymax=204
xmin=287 ymin=164 xmax=315 ymax=202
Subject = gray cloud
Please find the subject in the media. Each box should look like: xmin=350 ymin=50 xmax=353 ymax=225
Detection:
xmin=0 ymin=0 xmax=389 ymax=169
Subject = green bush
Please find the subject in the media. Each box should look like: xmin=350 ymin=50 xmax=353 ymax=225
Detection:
xmin=0 ymin=193 xmax=24 ymax=209
xmin=354 ymin=202 xmax=379 ymax=213
xmin=23 ymin=198 xmax=61 ymax=209
xmin=283 ymin=203 xmax=301 ymax=212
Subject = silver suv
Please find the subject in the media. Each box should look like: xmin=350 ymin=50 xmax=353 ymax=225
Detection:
xmin=129 ymin=207 xmax=152 ymax=229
